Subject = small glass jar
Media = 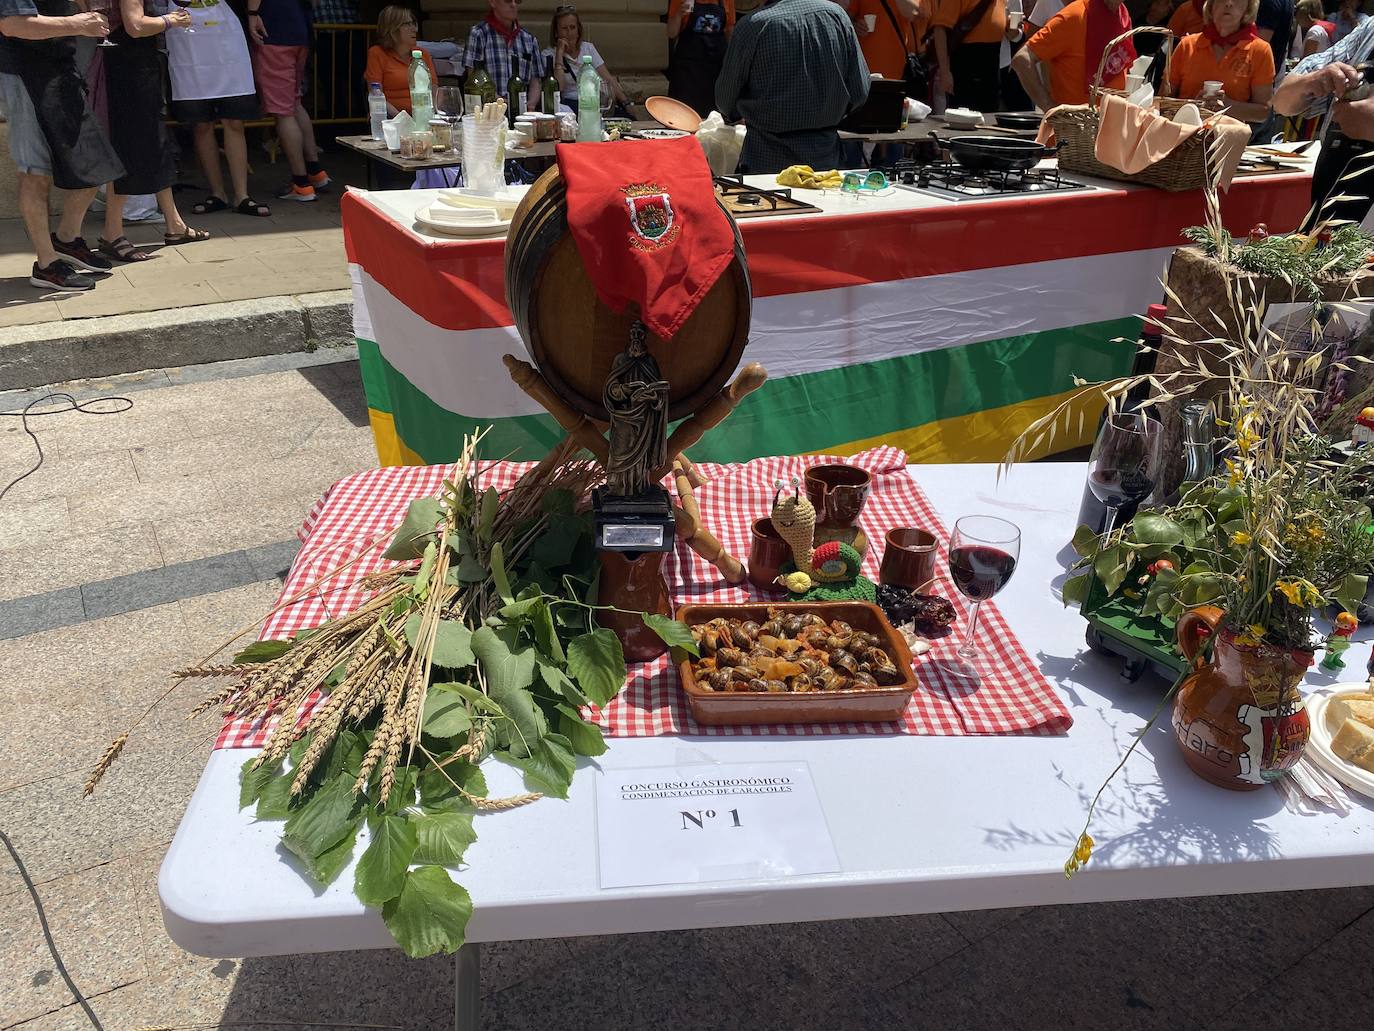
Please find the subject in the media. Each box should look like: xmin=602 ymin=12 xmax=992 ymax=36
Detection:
xmin=428 ymin=119 xmax=452 ymax=153
xmin=401 ymin=132 xmax=433 ymax=160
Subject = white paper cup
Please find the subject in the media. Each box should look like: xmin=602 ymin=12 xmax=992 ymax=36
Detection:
xmin=864 ymin=13 xmax=876 ymax=30
xmin=381 ymin=119 xmax=401 ymax=152
xmin=1202 ymin=80 xmax=1224 ymax=97
xmin=1008 ymin=12 xmax=1023 ymax=31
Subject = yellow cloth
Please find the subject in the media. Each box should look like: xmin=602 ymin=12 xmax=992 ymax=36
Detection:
xmin=777 ymin=165 xmax=843 ymax=189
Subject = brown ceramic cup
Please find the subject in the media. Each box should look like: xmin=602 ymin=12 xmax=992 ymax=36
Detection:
xmin=878 ymin=527 xmax=938 ymax=591
xmin=748 ymin=517 xmax=792 ymax=591
xmin=805 ymin=463 xmax=871 ymax=528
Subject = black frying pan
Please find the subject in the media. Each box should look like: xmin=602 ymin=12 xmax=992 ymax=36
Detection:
xmin=993 ymin=111 xmax=1043 ymax=131
xmin=944 ymin=134 xmax=1057 ymax=172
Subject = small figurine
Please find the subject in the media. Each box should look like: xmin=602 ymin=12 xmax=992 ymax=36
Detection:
xmin=1247 ymin=223 xmax=1269 ymax=244
xmin=1354 ymin=407 xmax=1374 ymax=446
xmin=769 ymin=477 xmax=875 ymax=601
xmin=1321 ymin=611 xmax=1359 ymax=670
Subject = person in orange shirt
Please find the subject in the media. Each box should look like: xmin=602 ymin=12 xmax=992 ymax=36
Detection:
xmin=1013 ymin=0 xmax=1134 ymax=109
xmin=362 ymin=5 xmax=438 ymax=117
xmin=1166 ymin=0 xmax=1275 ymax=121
xmin=931 ymin=0 xmax=1009 ymax=112
xmin=1168 ymin=0 xmax=1207 ymax=36
xmin=853 ymin=0 xmax=922 ymax=81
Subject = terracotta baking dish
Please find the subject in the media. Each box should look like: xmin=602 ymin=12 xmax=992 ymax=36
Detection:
xmin=676 ymin=601 xmax=918 ymax=726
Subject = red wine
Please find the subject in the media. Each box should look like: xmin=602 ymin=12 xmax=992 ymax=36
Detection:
xmin=949 ymin=546 xmax=1016 ymax=601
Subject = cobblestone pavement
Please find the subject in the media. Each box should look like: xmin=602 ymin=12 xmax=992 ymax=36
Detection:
xmin=1 ymin=355 xmax=1372 ymax=1031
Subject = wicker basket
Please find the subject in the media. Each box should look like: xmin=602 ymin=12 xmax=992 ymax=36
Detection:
xmin=1048 ymin=26 xmax=1214 ymax=192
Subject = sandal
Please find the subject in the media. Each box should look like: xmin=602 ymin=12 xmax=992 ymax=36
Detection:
xmin=163 ymin=226 xmax=211 ymax=245
xmin=235 ymin=197 xmax=272 ymax=217
xmin=192 ymin=195 xmax=228 ymax=215
xmin=96 ymin=235 xmax=154 ymax=263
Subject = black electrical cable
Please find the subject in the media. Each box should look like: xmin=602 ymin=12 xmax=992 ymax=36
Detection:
xmin=0 ymin=392 xmax=134 ymax=1028
xmin=0 ymin=393 xmax=133 ymax=504
xmin=0 ymin=828 xmax=104 ymax=1030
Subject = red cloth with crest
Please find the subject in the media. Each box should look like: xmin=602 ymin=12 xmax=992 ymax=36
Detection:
xmin=1083 ymin=0 xmax=1136 ymax=91
xmin=555 ymin=136 xmax=735 ymax=341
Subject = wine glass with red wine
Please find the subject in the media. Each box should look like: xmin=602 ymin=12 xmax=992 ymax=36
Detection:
xmin=170 ymin=0 xmax=196 ymax=32
xmin=944 ymin=515 xmax=1021 ymax=668
xmin=1087 ymin=411 xmax=1163 ymax=538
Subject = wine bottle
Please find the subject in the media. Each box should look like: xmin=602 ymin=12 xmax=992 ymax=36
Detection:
xmin=1075 ymin=304 xmax=1168 ymax=534
xmin=541 ymin=54 xmax=558 ymax=114
xmin=469 ymin=61 xmax=496 ymax=111
xmin=507 ymin=57 xmax=527 ymax=124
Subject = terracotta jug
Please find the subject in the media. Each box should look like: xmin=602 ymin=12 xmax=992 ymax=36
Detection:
xmin=596 ymin=550 xmax=671 ymax=662
xmin=1172 ymin=606 xmax=1312 ymax=791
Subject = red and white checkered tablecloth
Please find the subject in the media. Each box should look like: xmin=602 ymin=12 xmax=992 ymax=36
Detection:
xmin=216 ymin=447 xmax=1071 ymax=749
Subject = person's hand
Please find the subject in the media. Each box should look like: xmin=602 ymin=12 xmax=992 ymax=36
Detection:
xmin=165 ymin=9 xmax=191 ymax=28
xmin=939 ymin=66 xmax=954 ymax=96
xmin=69 ymin=11 xmax=108 ymax=37
xmin=1333 ymin=96 xmax=1374 ymax=140
xmin=1311 ymin=62 xmax=1363 ymax=100
xmin=248 ymin=12 xmax=268 ymax=44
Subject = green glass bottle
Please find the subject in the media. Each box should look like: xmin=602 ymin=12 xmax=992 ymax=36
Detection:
xmin=507 ymin=56 xmax=527 ymax=124
xmin=468 ymin=60 xmax=496 ymax=113
xmin=541 ymin=54 xmax=558 ymax=114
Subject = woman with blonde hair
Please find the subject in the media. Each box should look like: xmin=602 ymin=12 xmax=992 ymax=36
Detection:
xmin=544 ymin=5 xmax=631 ymax=113
xmin=363 ymin=5 xmax=438 ymax=116
xmin=1166 ymin=0 xmax=1275 ymax=122
xmin=1292 ymin=0 xmax=1336 ymax=60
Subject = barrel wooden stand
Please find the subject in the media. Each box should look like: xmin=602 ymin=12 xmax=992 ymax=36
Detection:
xmin=502 ymin=165 xmax=766 ymax=658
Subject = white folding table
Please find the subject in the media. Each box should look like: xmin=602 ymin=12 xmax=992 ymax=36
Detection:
xmin=159 ymin=463 xmax=1374 ymax=1028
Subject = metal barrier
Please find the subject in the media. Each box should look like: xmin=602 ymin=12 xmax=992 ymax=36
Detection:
xmin=309 ymin=23 xmax=378 ymax=126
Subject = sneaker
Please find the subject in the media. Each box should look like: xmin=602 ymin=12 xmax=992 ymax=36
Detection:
xmin=125 ymin=208 xmax=167 ymax=225
xmin=308 ymin=169 xmax=332 ymax=191
xmin=275 ymin=182 xmax=317 ymax=202
xmin=30 ymin=259 xmax=96 ymax=291
xmin=50 ymin=234 xmax=112 ymax=273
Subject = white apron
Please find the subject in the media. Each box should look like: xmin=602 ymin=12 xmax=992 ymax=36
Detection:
xmin=163 ymin=0 xmax=256 ymax=101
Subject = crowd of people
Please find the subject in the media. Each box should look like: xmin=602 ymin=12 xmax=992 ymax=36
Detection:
xmin=7 ymin=0 xmax=1374 ymax=291
xmin=0 ymin=0 xmax=332 ymax=292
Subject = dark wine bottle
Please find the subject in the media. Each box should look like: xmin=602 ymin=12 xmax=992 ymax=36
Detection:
xmin=1076 ymin=303 xmax=1167 ymax=534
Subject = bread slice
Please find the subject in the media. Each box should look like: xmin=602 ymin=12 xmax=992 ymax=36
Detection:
xmin=1330 ymin=718 xmax=1374 ymax=773
xmin=1326 ymin=694 xmax=1374 ymax=734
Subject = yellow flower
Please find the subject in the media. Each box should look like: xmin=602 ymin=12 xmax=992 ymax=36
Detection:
xmin=1307 ymin=525 xmax=1326 ymax=544
xmin=1225 ymin=459 xmax=1244 ymax=488
xmin=1276 ymin=580 xmax=1304 ymax=606
xmin=1231 ymin=530 xmax=1252 ymax=547
xmin=1236 ymin=624 xmax=1269 ymax=647
xmin=1063 ymin=832 xmax=1095 ymax=879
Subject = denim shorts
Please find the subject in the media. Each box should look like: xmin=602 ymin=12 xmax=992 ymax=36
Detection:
xmin=0 ymin=71 xmax=53 ymax=178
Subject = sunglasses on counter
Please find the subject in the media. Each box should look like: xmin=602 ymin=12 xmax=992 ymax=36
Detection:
xmin=841 ymin=170 xmax=889 ymax=193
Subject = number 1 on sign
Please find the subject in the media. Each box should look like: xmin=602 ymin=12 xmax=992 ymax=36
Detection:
xmin=680 ymin=808 xmax=743 ymax=830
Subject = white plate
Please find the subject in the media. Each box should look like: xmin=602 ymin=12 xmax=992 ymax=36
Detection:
xmin=944 ymin=108 xmax=983 ymax=128
xmin=1305 ymin=687 xmax=1374 ymax=800
xmin=413 ymin=204 xmax=512 ymax=238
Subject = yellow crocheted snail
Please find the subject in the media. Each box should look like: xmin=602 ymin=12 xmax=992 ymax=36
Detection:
xmin=770 ymin=476 xmax=816 ymax=577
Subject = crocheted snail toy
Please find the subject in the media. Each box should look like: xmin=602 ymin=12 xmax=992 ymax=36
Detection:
xmin=769 ymin=478 xmax=876 ymax=602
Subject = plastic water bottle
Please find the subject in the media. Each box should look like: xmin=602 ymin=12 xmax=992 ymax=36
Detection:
xmin=576 ymin=55 xmax=601 ymax=142
xmin=368 ymin=82 xmax=387 ymax=140
xmin=409 ymin=50 xmax=434 ymax=126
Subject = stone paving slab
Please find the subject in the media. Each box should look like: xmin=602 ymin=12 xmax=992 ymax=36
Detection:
xmin=3 ymin=351 xmax=1373 ymax=1031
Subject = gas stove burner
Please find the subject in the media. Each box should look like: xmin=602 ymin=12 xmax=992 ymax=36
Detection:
xmin=712 ymin=175 xmax=823 ymax=218
xmin=884 ymin=160 xmax=1093 ymax=201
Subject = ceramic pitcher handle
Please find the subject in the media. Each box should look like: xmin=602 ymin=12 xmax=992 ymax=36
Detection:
xmin=1177 ymin=605 xmax=1224 ymax=664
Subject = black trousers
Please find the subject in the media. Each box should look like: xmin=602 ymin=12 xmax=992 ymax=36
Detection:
xmin=949 ymin=41 xmax=1001 ymax=114
xmin=1307 ymin=130 xmax=1374 ymax=231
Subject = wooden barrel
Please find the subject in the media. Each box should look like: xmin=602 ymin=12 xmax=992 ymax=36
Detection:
xmin=505 ymin=165 xmax=752 ymax=423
